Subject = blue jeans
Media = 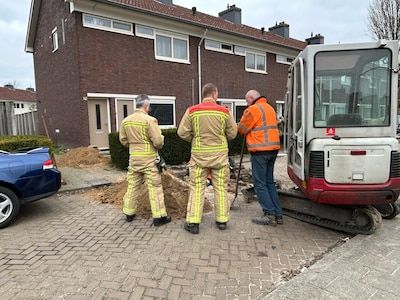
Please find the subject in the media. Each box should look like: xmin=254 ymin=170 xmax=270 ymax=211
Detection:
xmin=250 ymin=152 xmax=282 ymax=216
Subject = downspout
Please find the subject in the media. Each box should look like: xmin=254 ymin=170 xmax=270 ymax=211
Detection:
xmin=198 ymin=29 xmax=208 ymax=103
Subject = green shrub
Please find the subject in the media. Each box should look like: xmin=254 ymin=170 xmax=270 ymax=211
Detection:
xmin=109 ymin=129 xmax=245 ymax=170
xmin=159 ymin=128 xmax=191 ymax=165
xmin=0 ymin=135 xmax=54 ymax=153
xmin=228 ymin=134 xmax=248 ymax=156
xmin=109 ymin=132 xmax=129 ymax=170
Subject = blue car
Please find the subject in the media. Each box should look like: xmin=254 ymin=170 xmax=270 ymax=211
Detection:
xmin=0 ymin=147 xmax=61 ymax=229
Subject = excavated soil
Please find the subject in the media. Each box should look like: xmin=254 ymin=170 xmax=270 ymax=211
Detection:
xmin=55 ymin=147 xmax=109 ymax=168
xmin=88 ymin=171 xmax=212 ymax=219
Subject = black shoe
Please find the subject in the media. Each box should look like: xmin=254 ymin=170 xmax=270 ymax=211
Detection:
xmin=125 ymin=214 xmax=135 ymax=222
xmin=216 ymin=222 xmax=227 ymax=230
xmin=276 ymin=215 xmax=283 ymax=225
xmin=153 ymin=216 xmax=171 ymax=227
xmin=184 ymin=223 xmax=199 ymax=234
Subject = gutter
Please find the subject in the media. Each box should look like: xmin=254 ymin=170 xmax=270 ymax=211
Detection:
xmin=198 ymin=29 xmax=208 ymax=104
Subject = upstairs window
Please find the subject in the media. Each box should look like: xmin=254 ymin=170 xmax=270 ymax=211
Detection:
xmin=52 ymin=27 xmax=58 ymax=52
xmin=136 ymin=25 xmax=155 ymax=38
xmin=82 ymin=14 xmax=133 ymax=35
xmin=246 ymin=50 xmax=266 ymax=73
xmin=155 ymin=32 xmax=189 ymax=63
xmin=234 ymin=46 xmax=246 ymax=56
xmin=205 ymin=39 xmax=233 ymax=54
xmin=276 ymin=54 xmax=293 ymax=65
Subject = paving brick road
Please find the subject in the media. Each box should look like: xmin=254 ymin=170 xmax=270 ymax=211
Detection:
xmin=0 ymin=190 xmax=346 ymax=300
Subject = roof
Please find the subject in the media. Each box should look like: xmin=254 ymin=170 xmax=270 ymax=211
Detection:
xmin=100 ymin=0 xmax=306 ymax=50
xmin=26 ymin=0 xmax=306 ymax=52
xmin=0 ymin=87 xmax=37 ymax=103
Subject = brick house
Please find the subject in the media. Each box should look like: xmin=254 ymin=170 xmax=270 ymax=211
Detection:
xmin=25 ymin=0 xmax=317 ymax=149
xmin=0 ymin=84 xmax=37 ymax=115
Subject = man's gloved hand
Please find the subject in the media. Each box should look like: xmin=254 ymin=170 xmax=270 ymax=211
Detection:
xmin=156 ymin=155 xmax=167 ymax=173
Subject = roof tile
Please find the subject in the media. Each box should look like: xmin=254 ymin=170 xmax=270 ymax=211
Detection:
xmin=0 ymin=87 xmax=37 ymax=102
xmin=103 ymin=0 xmax=306 ymax=50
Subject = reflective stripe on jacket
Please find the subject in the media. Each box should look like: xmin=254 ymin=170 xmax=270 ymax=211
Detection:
xmin=177 ymin=98 xmax=238 ymax=168
xmin=238 ymin=97 xmax=280 ymax=152
xmin=119 ymin=110 xmax=164 ymax=158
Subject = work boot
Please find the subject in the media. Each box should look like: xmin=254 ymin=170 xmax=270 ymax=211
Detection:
xmin=153 ymin=216 xmax=171 ymax=227
xmin=276 ymin=215 xmax=283 ymax=225
xmin=252 ymin=213 xmax=277 ymax=226
xmin=184 ymin=223 xmax=199 ymax=234
xmin=216 ymin=221 xmax=227 ymax=230
xmin=125 ymin=214 xmax=136 ymax=222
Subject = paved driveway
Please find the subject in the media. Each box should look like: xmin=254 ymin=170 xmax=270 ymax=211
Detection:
xmin=0 ymin=191 xmax=346 ymax=300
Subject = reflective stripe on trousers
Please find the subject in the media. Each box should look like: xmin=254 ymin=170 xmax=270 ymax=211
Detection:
xmin=123 ymin=165 xmax=167 ymax=218
xmin=186 ymin=163 xmax=230 ymax=224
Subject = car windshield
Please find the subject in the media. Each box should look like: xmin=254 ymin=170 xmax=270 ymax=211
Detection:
xmin=314 ymin=48 xmax=392 ymax=128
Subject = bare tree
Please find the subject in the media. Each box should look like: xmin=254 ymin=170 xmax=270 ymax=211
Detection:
xmin=368 ymin=0 xmax=400 ymax=39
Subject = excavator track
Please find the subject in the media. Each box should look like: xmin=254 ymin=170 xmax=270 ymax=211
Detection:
xmin=242 ymin=187 xmax=383 ymax=235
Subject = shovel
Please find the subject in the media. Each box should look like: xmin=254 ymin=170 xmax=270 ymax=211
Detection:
xmin=231 ymin=137 xmax=246 ymax=209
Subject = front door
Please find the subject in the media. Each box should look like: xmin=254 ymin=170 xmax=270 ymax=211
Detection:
xmin=88 ymin=99 xmax=109 ymax=148
xmin=287 ymin=58 xmax=305 ymax=180
xmin=116 ymin=100 xmax=134 ymax=130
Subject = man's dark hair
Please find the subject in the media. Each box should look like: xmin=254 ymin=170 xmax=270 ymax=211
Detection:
xmin=202 ymin=83 xmax=218 ymax=99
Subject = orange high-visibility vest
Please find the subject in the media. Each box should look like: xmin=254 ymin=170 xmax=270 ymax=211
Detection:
xmin=238 ymin=97 xmax=280 ymax=152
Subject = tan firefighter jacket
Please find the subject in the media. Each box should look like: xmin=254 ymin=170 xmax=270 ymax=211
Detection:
xmin=119 ymin=110 xmax=164 ymax=166
xmin=178 ymin=98 xmax=238 ymax=168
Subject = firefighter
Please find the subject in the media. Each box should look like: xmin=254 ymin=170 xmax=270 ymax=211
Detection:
xmin=238 ymin=90 xmax=282 ymax=225
xmin=119 ymin=94 xmax=171 ymax=226
xmin=178 ymin=83 xmax=237 ymax=234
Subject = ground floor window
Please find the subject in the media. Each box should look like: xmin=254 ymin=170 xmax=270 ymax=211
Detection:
xmin=219 ymin=99 xmax=247 ymax=122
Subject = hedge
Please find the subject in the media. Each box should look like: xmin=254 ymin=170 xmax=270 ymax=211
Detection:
xmin=109 ymin=129 xmax=246 ymax=170
xmin=0 ymin=135 xmax=54 ymax=153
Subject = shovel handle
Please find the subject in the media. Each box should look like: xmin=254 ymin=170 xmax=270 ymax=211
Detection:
xmin=233 ymin=137 xmax=246 ymax=200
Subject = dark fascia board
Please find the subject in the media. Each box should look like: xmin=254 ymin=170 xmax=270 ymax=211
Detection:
xmin=25 ymin=0 xmax=42 ymax=53
xmin=91 ymin=0 xmax=303 ymax=51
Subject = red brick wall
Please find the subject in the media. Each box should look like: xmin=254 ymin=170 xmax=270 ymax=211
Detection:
xmin=33 ymin=1 xmax=89 ymax=147
xmin=34 ymin=5 xmax=295 ymax=147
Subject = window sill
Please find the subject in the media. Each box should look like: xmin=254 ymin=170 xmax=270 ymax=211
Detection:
xmin=245 ymin=68 xmax=268 ymax=75
xmin=155 ymin=56 xmax=190 ymax=65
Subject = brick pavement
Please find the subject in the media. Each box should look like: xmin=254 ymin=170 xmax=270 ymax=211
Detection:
xmin=0 ymin=190 xmax=346 ymax=300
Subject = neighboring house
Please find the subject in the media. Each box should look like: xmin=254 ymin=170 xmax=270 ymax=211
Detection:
xmin=25 ymin=0 xmax=323 ymax=149
xmin=0 ymin=85 xmax=37 ymax=115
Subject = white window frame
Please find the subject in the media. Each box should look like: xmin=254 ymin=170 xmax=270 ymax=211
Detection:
xmin=149 ymin=97 xmax=176 ymax=128
xmin=218 ymin=98 xmax=247 ymax=122
xmin=234 ymin=45 xmax=246 ymax=56
xmin=245 ymin=50 xmax=267 ymax=74
xmin=82 ymin=13 xmax=133 ymax=35
xmin=204 ymin=39 xmax=234 ymax=54
xmin=154 ymin=30 xmax=190 ymax=64
xmin=52 ymin=27 xmax=58 ymax=52
xmin=136 ymin=24 xmax=155 ymax=39
xmin=276 ymin=54 xmax=293 ymax=65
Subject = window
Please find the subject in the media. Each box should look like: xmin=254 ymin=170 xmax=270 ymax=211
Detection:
xmin=246 ymin=50 xmax=266 ymax=73
xmin=21 ymin=104 xmax=24 ymax=109
xmin=136 ymin=25 xmax=154 ymax=38
xmin=218 ymin=99 xmax=247 ymax=122
xmin=155 ymin=32 xmax=189 ymax=63
xmin=52 ymin=27 xmax=58 ymax=52
xmin=205 ymin=39 xmax=233 ymax=54
xmin=234 ymin=46 xmax=246 ymax=56
xmin=148 ymin=97 xmax=176 ymax=127
xmin=314 ymin=49 xmax=391 ymax=128
xmin=276 ymin=55 xmax=293 ymax=65
xmin=82 ymin=14 xmax=133 ymax=35
xmin=123 ymin=105 xmax=128 ymax=118
xmin=95 ymin=104 xmax=101 ymax=130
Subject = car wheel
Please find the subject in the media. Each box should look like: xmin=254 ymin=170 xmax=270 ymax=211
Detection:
xmin=0 ymin=187 xmax=20 ymax=229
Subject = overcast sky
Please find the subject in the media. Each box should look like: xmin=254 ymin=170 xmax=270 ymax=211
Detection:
xmin=0 ymin=0 xmax=372 ymax=89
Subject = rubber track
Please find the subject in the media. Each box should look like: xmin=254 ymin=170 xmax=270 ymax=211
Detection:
xmin=283 ymin=206 xmax=382 ymax=235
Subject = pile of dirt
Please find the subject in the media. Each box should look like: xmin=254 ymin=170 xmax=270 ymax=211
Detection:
xmin=88 ymin=171 xmax=212 ymax=219
xmin=55 ymin=147 xmax=109 ymax=168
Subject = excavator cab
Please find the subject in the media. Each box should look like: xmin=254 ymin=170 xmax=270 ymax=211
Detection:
xmin=280 ymin=41 xmax=400 ymax=234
